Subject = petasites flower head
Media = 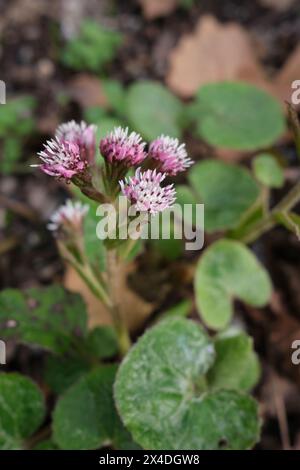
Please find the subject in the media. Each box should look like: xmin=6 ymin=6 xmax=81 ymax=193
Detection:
xmin=34 ymin=138 xmax=88 ymax=180
xmin=56 ymin=120 xmax=97 ymax=164
xmin=119 ymin=168 xmax=176 ymax=215
xmin=48 ymin=199 xmax=89 ymax=232
xmin=100 ymin=127 xmax=147 ymax=166
xmin=148 ymin=135 xmax=193 ymax=175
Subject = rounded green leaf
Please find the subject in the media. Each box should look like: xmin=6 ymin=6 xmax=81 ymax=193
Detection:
xmin=207 ymin=331 xmax=261 ymax=391
xmin=44 ymin=355 xmax=90 ymax=395
xmin=183 ymin=390 xmax=260 ymax=450
xmin=0 ymin=286 xmax=88 ymax=354
xmin=189 ymin=160 xmax=259 ymax=232
xmin=126 ymin=81 xmax=183 ymax=140
xmin=0 ymin=373 xmax=45 ymax=449
xmin=195 ymin=239 xmax=272 ymax=330
xmin=194 ymin=81 xmax=285 ymax=150
xmin=115 ymin=317 xmax=259 ymax=450
xmin=53 ymin=366 xmax=123 ymax=450
xmin=252 ymin=153 xmax=284 ymax=188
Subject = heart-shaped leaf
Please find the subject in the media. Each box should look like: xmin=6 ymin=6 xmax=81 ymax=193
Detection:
xmin=0 ymin=285 xmax=87 ymax=354
xmin=252 ymin=153 xmax=284 ymax=188
xmin=195 ymin=239 xmax=272 ymax=330
xmin=53 ymin=366 xmax=137 ymax=450
xmin=115 ymin=317 xmax=260 ymax=450
xmin=193 ymin=81 xmax=285 ymax=150
xmin=126 ymin=81 xmax=183 ymax=140
xmin=188 ymin=159 xmax=259 ymax=232
xmin=0 ymin=373 xmax=45 ymax=449
xmin=207 ymin=330 xmax=260 ymax=391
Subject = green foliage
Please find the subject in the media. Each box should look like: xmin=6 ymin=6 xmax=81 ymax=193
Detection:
xmin=195 ymin=239 xmax=272 ymax=330
xmin=53 ymin=365 xmax=137 ymax=450
xmin=186 ymin=159 xmax=259 ymax=232
xmin=102 ymin=79 xmax=127 ymax=117
xmin=115 ymin=317 xmax=260 ymax=450
xmin=85 ymin=325 xmax=119 ymax=359
xmin=159 ymin=299 xmax=192 ymax=320
xmin=126 ymin=81 xmax=184 ymax=140
xmin=61 ymin=20 xmax=122 ymax=72
xmin=44 ymin=355 xmax=90 ymax=395
xmin=0 ymin=96 xmax=36 ymax=174
xmin=207 ymin=330 xmax=261 ymax=391
xmin=0 ymin=285 xmax=87 ymax=354
xmin=0 ymin=373 xmax=45 ymax=450
xmin=253 ymin=153 xmax=284 ymax=188
xmin=192 ymin=81 xmax=285 ymax=150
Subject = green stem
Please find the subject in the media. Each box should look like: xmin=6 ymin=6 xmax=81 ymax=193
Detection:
xmin=106 ymin=249 xmax=131 ymax=356
xmin=239 ymin=180 xmax=300 ymax=244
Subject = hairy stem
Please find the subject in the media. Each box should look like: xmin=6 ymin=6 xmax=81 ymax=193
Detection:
xmin=106 ymin=249 xmax=131 ymax=356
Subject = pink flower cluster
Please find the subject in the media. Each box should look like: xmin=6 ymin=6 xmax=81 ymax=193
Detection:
xmin=33 ymin=121 xmax=97 ymax=180
xmin=99 ymin=127 xmax=192 ymax=177
xmin=48 ymin=199 xmax=89 ymax=232
xmin=35 ymin=121 xmax=193 ymax=215
xmin=100 ymin=127 xmax=146 ymax=166
xmin=120 ymin=169 xmax=176 ymax=215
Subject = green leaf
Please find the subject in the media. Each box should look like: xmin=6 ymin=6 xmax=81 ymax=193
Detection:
xmin=115 ymin=317 xmax=260 ymax=450
xmin=194 ymin=81 xmax=285 ymax=150
xmin=189 ymin=159 xmax=259 ymax=232
xmin=53 ymin=365 xmax=128 ymax=450
xmin=85 ymin=326 xmax=119 ymax=359
xmin=207 ymin=331 xmax=260 ymax=391
xmin=126 ymin=81 xmax=183 ymax=140
xmin=44 ymin=355 xmax=90 ymax=394
xmin=0 ymin=373 xmax=45 ymax=449
xmin=61 ymin=21 xmax=122 ymax=72
xmin=159 ymin=299 xmax=192 ymax=320
xmin=33 ymin=439 xmax=58 ymax=450
xmin=176 ymin=184 xmax=198 ymax=227
xmin=252 ymin=153 xmax=284 ymax=188
xmin=0 ymin=96 xmax=36 ymax=137
xmin=195 ymin=239 xmax=272 ymax=330
xmin=1 ymin=138 xmax=22 ymax=174
xmin=95 ymin=117 xmax=125 ymax=142
xmin=0 ymin=285 xmax=88 ymax=353
xmin=102 ymin=79 xmax=126 ymax=117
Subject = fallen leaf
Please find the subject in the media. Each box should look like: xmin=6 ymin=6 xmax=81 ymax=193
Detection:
xmin=68 ymin=74 xmax=109 ymax=108
xmin=259 ymin=0 xmax=296 ymax=11
xmin=167 ymin=15 xmax=273 ymax=98
xmin=275 ymin=44 xmax=300 ymax=102
xmin=138 ymin=0 xmax=177 ymax=19
xmin=64 ymin=263 xmax=154 ymax=333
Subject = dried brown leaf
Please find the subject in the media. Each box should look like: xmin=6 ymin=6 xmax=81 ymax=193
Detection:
xmin=259 ymin=0 xmax=295 ymax=11
xmin=138 ymin=0 xmax=177 ymax=19
xmin=167 ymin=15 xmax=272 ymax=98
xmin=64 ymin=263 xmax=154 ymax=333
xmin=68 ymin=73 xmax=109 ymax=109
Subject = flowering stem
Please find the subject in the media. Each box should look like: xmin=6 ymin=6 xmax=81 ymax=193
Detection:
xmin=238 ymin=180 xmax=300 ymax=244
xmin=106 ymin=249 xmax=131 ymax=356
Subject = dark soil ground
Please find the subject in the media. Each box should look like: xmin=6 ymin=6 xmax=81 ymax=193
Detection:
xmin=1 ymin=0 xmax=300 ymax=450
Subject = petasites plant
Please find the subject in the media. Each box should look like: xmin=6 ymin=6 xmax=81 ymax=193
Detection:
xmin=2 ymin=84 xmax=300 ymax=450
